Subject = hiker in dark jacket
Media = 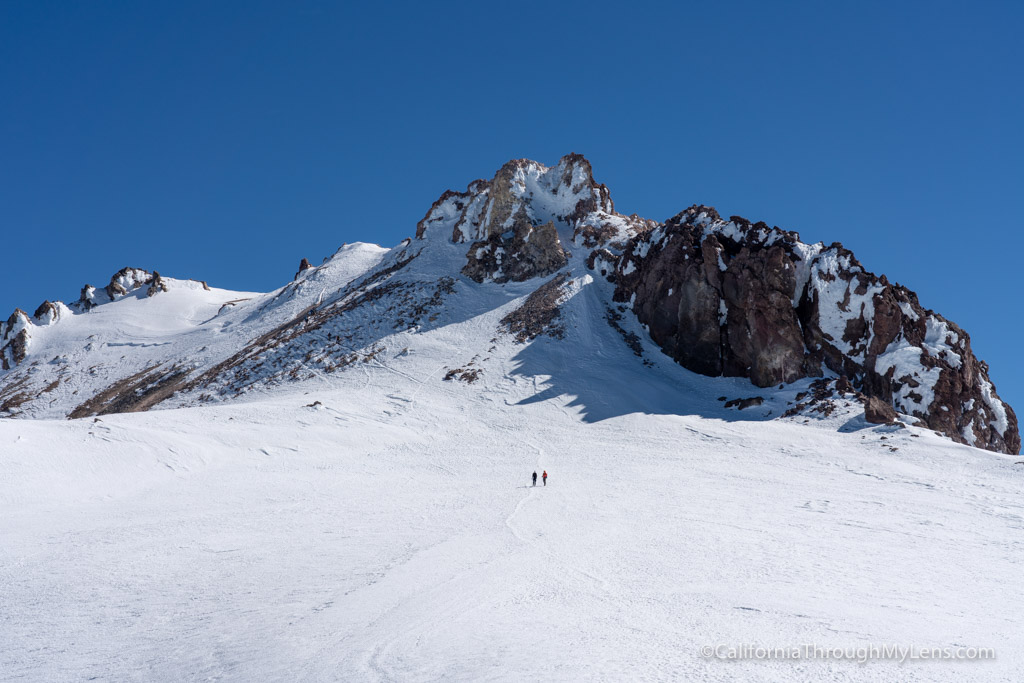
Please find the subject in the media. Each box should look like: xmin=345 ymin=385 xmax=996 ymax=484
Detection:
xmin=532 ymin=471 xmax=537 ymax=486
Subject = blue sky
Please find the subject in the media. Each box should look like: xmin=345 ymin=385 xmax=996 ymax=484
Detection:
xmin=2 ymin=1 xmax=1022 ymax=410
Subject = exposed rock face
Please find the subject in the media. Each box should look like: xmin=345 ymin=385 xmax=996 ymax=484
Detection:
xmin=865 ymin=396 xmax=898 ymax=424
xmin=295 ymin=258 xmax=312 ymax=280
xmin=417 ymin=154 xmax=623 ymax=283
xmin=611 ymin=205 xmax=1018 ymax=454
xmin=0 ymin=309 xmax=31 ymax=370
xmin=79 ymin=285 xmax=98 ymax=310
xmin=416 ymin=156 xmax=1017 ymax=454
xmin=462 ymin=219 xmax=567 ymax=284
xmin=0 ymin=154 xmax=1016 ymax=456
xmin=724 ymin=396 xmax=764 ymax=410
xmin=78 ymin=268 xmax=155 ymax=310
xmin=146 ymin=271 xmax=169 ymax=297
xmin=68 ymin=363 xmax=190 ymax=419
xmin=107 ymin=267 xmax=153 ymax=300
xmin=501 ymin=273 xmax=570 ymax=342
xmin=33 ymin=301 xmax=64 ymax=325
xmin=613 ymin=208 xmax=809 ymax=386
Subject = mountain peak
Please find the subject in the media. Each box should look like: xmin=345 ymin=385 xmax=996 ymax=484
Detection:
xmin=416 ymin=153 xmax=613 ymax=244
xmin=0 ymin=155 xmax=1017 ymax=455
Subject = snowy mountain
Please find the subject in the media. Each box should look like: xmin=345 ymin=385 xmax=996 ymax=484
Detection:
xmin=4 ymin=155 xmax=1024 ymax=682
xmin=1 ymin=154 xmax=1017 ymax=454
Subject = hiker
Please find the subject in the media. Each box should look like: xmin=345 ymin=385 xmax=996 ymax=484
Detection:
xmin=542 ymin=470 xmax=548 ymax=486
xmin=532 ymin=471 xmax=537 ymax=486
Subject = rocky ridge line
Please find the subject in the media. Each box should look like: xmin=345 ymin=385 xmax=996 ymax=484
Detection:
xmin=1 ymin=267 xmax=208 ymax=371
xmin=415 ymin=155 xmax=1017 ymax=454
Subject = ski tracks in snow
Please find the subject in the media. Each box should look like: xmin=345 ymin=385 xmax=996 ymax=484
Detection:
xmin=504 ymin=440 xmax=545 ymax=543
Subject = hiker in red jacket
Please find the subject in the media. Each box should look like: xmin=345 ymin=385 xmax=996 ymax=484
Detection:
xmin=542 ymin=470 xmax=548 ymax=486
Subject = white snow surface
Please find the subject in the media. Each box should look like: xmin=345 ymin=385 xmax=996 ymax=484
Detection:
xmin=2 ymin=232 xmax=1024 ymax=681
xmin=3 ymin=336 xmax=1023 ymax=681
xmin=1 ymin=243 xmax=388 ymax=419
xmin=1 ymin=159 xmax=1021 ymax=680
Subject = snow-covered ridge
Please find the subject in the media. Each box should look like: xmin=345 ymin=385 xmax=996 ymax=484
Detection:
xmin=1 ymin=267 xmax=205 ymax=370
xmin=0 ymin=155 xmax=1017 ymax=455
xmin=0 ymin=242 xmax=390 ymax=417
xmin=6 ymin=160 xmax=1024 ymax=683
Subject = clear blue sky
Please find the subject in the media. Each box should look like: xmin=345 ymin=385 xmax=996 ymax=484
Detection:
xmin=2 ymin=1 xmax=1022 ymax=410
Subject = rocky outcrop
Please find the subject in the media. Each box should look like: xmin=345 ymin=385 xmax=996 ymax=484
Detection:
xmin=865 ymin=396 xmax=898 ymax=425
xmin=106 ymin=267 xmax=152 ymax=300
xmin=32 ymin=301 xmax=66 ymax=325
xmin=0 ymin=154 xmax=1016 ymax=456
xmin=417 ymin=154 xmax=624 ymax=283
xmin=78 ymin=268 xmax=155 ymax=310
xmin=68 ymin=363 xmax=190 ymax=419
xmin=724 ymin=396 xmax=764 ymax=410
xmin=610 ymin=205 xmax=1018 ymax=454
xmin=501 ymin=273 xmax=570 ymax=342
xmin=613 ymin=207 xmax=808 ymax=386
xmin=462 ymin=218 xmax=568 ymax=283
xmin=416 ymin=156 xmax=1017 ymax=453
xmin=146 ymin=271 xmax=169 ymax=297
xmin=2 ymin=267 xmax=168 ymax=373
xmin=79 ymin=284 xmax=98 ymax=310
xmin=0 ymin=309 xmax=32 ymax=371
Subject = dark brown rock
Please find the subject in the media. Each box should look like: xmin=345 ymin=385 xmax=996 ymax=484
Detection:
xmin=106 ymin=267 xmax=154 ymax=300
xmin=146 ymin=272 xmax=168 ymax=297
xmin=500 ymin=273 xmax=569 ymax=342
xmin=724 ymin=396 xmax=764 ymax=410
xmin=720 ymin=245 xmax=805 ymax=386
xmin=0 ymin=309 xmax=31 ymax=370
xmin=106 ymin=281 xmax=128 ymax=299
xmin=610 ymin=204 xmax=1019 ymax=454
xmin=462 ymin=219 xmax=568 ymax=283
xmin=864 ymin=396 xmax=898 ymax=424
xmin=79 ymin=285 xmax=96 ymax=310
xmin=33 ymin=301 xmax=59 ymax=323
xmin=295 ymin=258 xmax=312 ymax=280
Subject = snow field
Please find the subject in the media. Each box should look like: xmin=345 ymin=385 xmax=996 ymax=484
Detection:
xmin=2 ymin=360 xmax=1023 ymax=682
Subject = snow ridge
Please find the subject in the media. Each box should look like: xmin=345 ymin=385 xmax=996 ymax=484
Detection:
xmin=0 ymin=155 xmax=1017 ymax=456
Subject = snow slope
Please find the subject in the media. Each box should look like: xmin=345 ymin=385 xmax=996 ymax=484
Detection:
xmin=0 ymin=243 xmax=388 ymax=419
xmin=1 ymin=155 xmax=1015 ymax=457
xmin=2 ymin=155 xmax=1022 ymax=681
xmin=3 ymin=286 xmax=1024 ymax=681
